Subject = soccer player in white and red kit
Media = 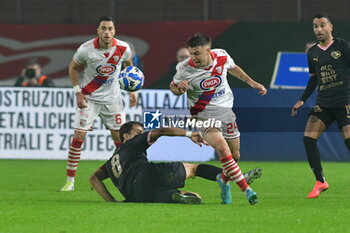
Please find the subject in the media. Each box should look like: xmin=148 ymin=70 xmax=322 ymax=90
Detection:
xmin=60 ymin=16 xmax=137 ymax=191
xmin=170 ymin=33 xmax=267 ymax=205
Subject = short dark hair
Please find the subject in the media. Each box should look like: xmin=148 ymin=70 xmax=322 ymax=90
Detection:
xmin=186 ymin=33 xmax=212 ymax=48
xmin=313 ymin=12 xmax=332 ymax=24
xmin=98 ymin=16 xmax=116 ymax=27
xmin=119 ymin=121 xmax=144 ymax=143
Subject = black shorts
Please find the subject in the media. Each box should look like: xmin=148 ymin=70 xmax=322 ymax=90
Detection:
xmin=130 ymin=162 xmax=186 ymax=203
xmin=309 ymin=104 xmax=350 ymax=129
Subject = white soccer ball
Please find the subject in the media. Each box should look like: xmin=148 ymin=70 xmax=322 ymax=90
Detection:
xmin=118 ymin=66 xmax=145 ymax=92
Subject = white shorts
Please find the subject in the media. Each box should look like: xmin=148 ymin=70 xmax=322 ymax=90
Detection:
xmin=195 ymin=108 xmax=240 ymax=141
xmin=73 ymin=101 xmax=125 ymax=131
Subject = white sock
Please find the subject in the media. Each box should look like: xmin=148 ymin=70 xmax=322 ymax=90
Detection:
xmin=67 ymin=176 xmax=75 ymax=183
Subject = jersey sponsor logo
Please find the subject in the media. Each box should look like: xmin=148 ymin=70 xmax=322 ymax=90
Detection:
xmin=331 ymin=51 xmax=341 ymax=59
xmin=200 ymin=76 xmax=222 ymax=90
xmin=96 ymin=64 xmax=116 ymax=76
xmin=199 ymin=88 xmax=226 ymax=98
xmin=212 ymin=88 xmax=225 ymax=98
xmin=103 ymin=78 xmax=114 ymax=86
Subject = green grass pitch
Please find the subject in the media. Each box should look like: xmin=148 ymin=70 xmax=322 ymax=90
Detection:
xmin=1 ymin=160 xmax=350 ymax=233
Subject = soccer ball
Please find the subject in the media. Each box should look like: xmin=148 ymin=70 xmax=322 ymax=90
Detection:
xmin=118 ymin=66 xmax=144 ymax=92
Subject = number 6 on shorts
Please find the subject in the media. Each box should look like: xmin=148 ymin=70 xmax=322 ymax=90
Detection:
xmin=115 ymin=113 xmax=123 ymax=125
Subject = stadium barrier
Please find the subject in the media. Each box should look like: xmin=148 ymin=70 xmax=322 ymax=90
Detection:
xmin=0 ymin=87 xmax=348 ymax=161
xmin=0 ymin=87 xmax=214 ymax=161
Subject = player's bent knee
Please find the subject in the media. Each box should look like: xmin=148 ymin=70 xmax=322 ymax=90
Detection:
xmin=232 ymin=152 xmax=240 ymax=161
xmin=213 ymin=143 xmax=231 ymax=157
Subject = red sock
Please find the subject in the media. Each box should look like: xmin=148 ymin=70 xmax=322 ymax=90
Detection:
xmin=66 ymin=138 xmax=83 ymax=178
xmin=221 ymin=171 xmax=231 ymax=183
xmin=220 ymin=154 xmax=248 ymax=191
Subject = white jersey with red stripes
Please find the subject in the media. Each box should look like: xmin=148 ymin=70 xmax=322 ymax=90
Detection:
xmin=73 ymin=37 xmax=131 ymax=103
xmin=173 ymin=49 xmax=236 ymax=115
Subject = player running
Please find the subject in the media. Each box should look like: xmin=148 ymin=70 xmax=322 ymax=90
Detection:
xmin=60 ymin=16 xmax=137 ymax=191
xmin=170 ymin=33 xmax=266 ymax=205
xmin=292 ymin=13 xmax=350 ymax=198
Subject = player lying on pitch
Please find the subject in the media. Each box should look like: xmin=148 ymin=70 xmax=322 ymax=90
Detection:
xmin=90 ymin=121 xmax=261 ymax=204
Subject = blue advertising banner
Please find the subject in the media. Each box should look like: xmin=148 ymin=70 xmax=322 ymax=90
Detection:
xmin=270 ymin=52 xmax=310 ymax=89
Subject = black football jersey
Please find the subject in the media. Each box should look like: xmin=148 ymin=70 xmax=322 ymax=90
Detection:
xmin=307 ymin=38 xmax=350 ymax=107
xmin=104 ymin=132 xmax=153 ymax=200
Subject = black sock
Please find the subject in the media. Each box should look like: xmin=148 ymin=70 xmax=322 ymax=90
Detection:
xmin=344 ymin=138 xmax=350 ymax=152
xmin=195 ymin=164 xmax=222 ymax=181
xmin=304 ymin=136 xmax=325 ymax=182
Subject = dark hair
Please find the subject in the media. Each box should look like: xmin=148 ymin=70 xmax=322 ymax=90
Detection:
xmin=186 ymin=33 xmax=212 ymax=48
xmin=119 ymin=121 xmax=144 ymax=143
xmin=313 ymin=12 xmax=332 ymax=24
xmin=98 ymin=16 xmax=116 ymax=27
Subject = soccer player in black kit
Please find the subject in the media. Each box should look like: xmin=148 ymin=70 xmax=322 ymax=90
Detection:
xmin=90 ymin=121 xmax=206 ymax=203
xmin=292 ymin=13 xmax=350 ymax=198
xmin=90 ymin=121 xmax=261 ymax=204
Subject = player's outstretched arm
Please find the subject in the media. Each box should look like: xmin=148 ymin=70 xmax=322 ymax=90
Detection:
xmin=169 ymin=81 xmax=188 ymax=95
xmin=150 ymin=127 xmax=206 ymax=146
xmin=228 ymin=65 xmax=267 ymax=96
xmin=90 ymin=168 xmax=120 ymax=202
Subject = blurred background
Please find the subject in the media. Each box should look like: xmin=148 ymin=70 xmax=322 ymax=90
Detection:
xmin=2 ymin=0 xmax=350 ymax=23
xmin=1 ymin=0 xmax=349 ymax=88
